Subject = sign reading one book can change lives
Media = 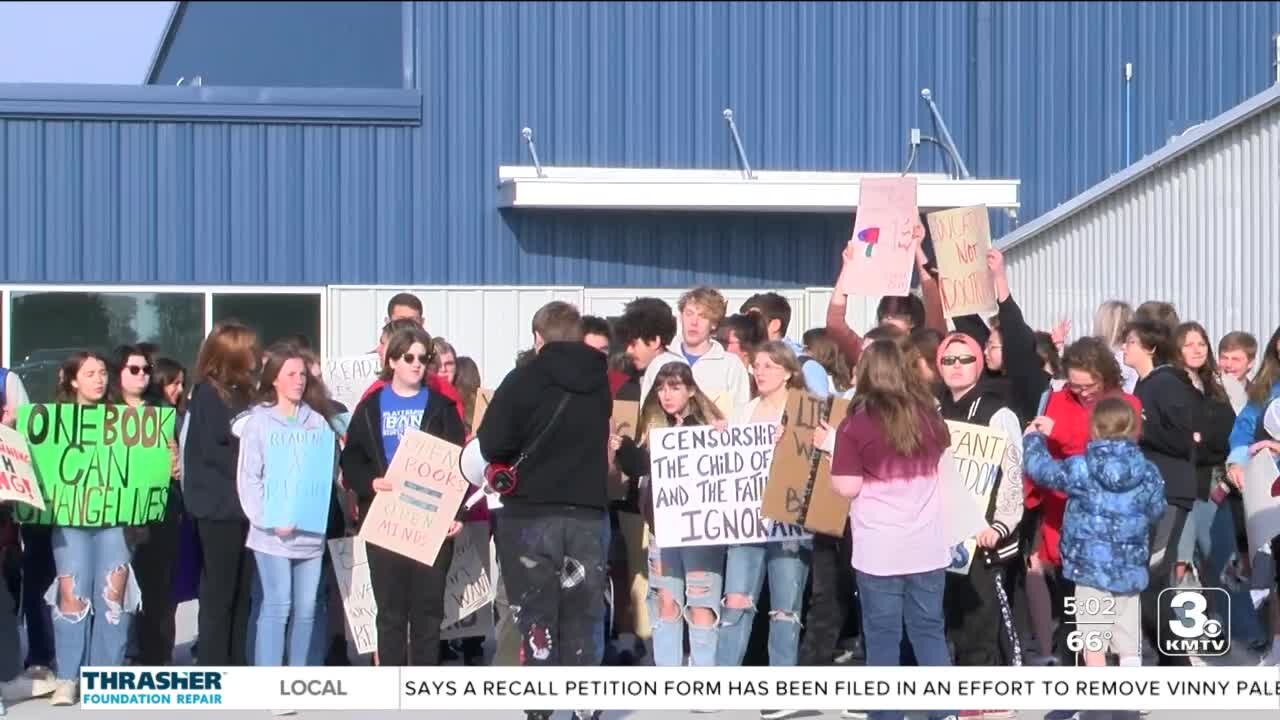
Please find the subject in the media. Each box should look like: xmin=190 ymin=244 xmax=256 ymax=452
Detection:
xmin=14 ymin=403 xmax=176 ymax=526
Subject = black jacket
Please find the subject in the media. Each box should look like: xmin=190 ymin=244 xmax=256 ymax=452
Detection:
xmin=478 ymin=341 xmax=611 ymax=512
xmin=1192 ymin=389 xmax=1236 ymax=500
xmin=340 ymin=385 xmax=466 ymax=530
xmin=1133 ymin=365 xmax=1199 ymax=509
xmin=954 ymin=294 xmax=1051 ymax=425
xmin=182 ymin=383 xmax=250 ymax=522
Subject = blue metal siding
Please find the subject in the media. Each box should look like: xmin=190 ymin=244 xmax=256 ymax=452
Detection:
xmin=2 ymin=2 xmax=1280 ymax=287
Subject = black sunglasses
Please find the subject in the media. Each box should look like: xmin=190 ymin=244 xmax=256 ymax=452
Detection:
xmin=398 ymin=353 xmax=432 ymax=366
xmin=939 ymin=356 xmax=978 ymax=367
xmin=125 ymin=364 xmax=154 ymax=376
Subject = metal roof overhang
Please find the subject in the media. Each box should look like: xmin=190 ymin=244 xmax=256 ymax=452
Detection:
xmin=497 ymin=166 xmax=1020 ymax=214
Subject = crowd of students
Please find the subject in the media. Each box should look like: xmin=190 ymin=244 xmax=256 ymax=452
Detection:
xmin=0 ymin=240 xmax=1278 ymax=720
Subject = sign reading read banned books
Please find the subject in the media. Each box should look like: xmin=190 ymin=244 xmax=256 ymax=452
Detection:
xmin=649 ymin=423 xmax=809 ymax=548
xmin=14 ymin=403 xmax=175 ymax=526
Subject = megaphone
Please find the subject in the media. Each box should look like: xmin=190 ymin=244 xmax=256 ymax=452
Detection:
xmin=459 ymin=437 xmax=519 ymax=501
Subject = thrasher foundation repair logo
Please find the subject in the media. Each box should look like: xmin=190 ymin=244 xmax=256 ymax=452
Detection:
xmin=1158 ymin=587 xmax=1231 ymax=657
xmin=80 ymin=670 xmax=225 ymax=707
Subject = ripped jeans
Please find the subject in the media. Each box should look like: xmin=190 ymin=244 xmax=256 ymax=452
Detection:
xmin=47 ymin=526 xmax=139 ymax=680
xmin=716 ymin=539 xmax=812 ymax=667
xmin=647 ymin=540 xmax=724 ymax=667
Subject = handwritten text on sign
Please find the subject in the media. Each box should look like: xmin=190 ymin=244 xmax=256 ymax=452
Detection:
xmin=328 ymin=537 xmax=377 ymax=655
xmin=359 ymin=429 xmax=467 ymax=566
xmin=649 ymin=423 xmax=810 ymax=548
xmin=944 ymin=420 xmax=1008 ymax=574
xmin=927 ymin=206 xmax=997 ymax=318
xmin=839 ymin=176 xmax=922 ymax=298
xmin=323 ymin=354 xmax=381 ymax=414
xmin=442 ymin=521 xmax=496 ymax=627
xmin=262 ymin=425 xmax=336 ymax=535
xmin=0 ymin=423 xmax=43 ymax=510
xmin=15 ymin=404 xmax=175 ymax=527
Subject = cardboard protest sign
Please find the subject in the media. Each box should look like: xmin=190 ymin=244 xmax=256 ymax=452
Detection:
xmin=927 ymin=206 xmax=997 ymax=318
xmin=471 ymin=389 xmax=494 ymax=432
xmin=839 ymin=177 xmax=923 ymax=298
xmin=323 ymin=354 xmax=381 ymax=414
xmin=945 ymin=420 xmax=1009 ymax=573
xmin=0 ymin=424 xmax=43 ymax=510
xmin=328 ymin=537 xmax=377 ymax=655
xmin=1242 ymin=450 xmax=1280 ymax=555
xmin=15 ymin=404 xmax=175 ymax=526
xmin=441 ymin=521 xmax=496 ymax=627
xmin=359 ymin=429 xmax=467 ymax=566
xmin=612 ymin=400 xmax=640 ymax=440
xmin=440 ymin=600 xmax=494 ymax=642
xmin=262 ymin=425 xmax=337 ymax=534
xmin=762 ymin=391 xmax=851 ymax=537
xmin=649 ymin=423 xmax=810 ymax=548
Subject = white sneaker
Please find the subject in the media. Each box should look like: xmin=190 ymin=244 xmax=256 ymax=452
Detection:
xmin=840 ymin=712 xmax=869 ymax=720
xmin=49 ymin=680 xmax=78 ymax=707
xmin=0 ymin=674 xmax=56 ymax=700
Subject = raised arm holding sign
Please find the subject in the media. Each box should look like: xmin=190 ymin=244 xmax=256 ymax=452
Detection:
xmin=838 ymin=177 xmax=924 ymax=298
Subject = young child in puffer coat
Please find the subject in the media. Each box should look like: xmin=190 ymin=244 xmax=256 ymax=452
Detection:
xmin=1023 ymin=397 xmax=1167 ymax=667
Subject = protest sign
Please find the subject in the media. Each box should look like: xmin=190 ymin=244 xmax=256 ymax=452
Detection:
xmin=440 ymin=601 xmax=494 ymax=641
xmin=945 ymin=421 xmax=1009 ymax=573
xmin=328 ymin=537 xmax=377 ymax=655
xmin=762 ymin=391 xmax=851 ymax=537
xmin=0 ymin=423 xmax=43 ymax=510
xmin=649 ymin=423 xmax=810 ymax=548
xmin=612 ymin=401 xmax=640 ymax=440
xmin=472 ymin=389 xmax=494 ymax=432
xmin=839 ymin=177 xmax=923 ymax=298
xmin=15 ymin=404 xmax=175 ymax=526
xmin=442 ymin=521 xmax=495 ymax=627
xmin=323 ymin=354 xmax=381 ymax=414
xmin=359 ymin=429 xmax=468 ymax=566
xmin=1243 ymin=450 xmax=1280 ymax=555
xmin=940 ymin=447 xmax=992 ymax=573
xmin=927 ymin=206 xmax=997 ymax=318
xmin=262 ymin=425 xmax=337 ymax=534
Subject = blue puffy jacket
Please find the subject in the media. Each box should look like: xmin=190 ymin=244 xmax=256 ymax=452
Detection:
xmin=1023 ymin=433 xmax=1167 ymax=594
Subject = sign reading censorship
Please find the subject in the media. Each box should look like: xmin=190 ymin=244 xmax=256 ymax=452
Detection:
xmin=15 ymin=404 xmax=175 ymax=526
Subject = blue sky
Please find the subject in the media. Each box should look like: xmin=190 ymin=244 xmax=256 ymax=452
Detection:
xmin=0 ymin=1 xmax=175 ymax=84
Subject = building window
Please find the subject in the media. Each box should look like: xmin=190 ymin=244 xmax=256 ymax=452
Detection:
xmin=9 ymin=291 xmax=205 ymax=402
xmin=211 ymin=293 xmax=322 ymax=351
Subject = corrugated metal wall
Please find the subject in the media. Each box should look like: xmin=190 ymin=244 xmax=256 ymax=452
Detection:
xmin=4 ymin=2 xmax=1280 ymax=288
xmin=1004 ymin=102 xmax=1280 ymax=343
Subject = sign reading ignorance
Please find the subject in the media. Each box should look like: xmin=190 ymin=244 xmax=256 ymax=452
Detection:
xmin=15 ymin=404 xmax=175 ymax=527
xmin=649 ymin=423 xmax=810 ymax=548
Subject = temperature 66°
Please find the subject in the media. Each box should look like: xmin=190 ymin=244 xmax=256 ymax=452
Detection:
xmin=1067 ymin=629 xmax=1113 ymax=653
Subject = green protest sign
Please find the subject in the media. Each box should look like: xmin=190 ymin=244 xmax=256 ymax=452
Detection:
xmin=13 ymin=404 xmax=176 ymax=527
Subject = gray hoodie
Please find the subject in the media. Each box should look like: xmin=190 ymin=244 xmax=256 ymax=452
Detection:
xmin=233 ymin=402 xmax=338 ymax=560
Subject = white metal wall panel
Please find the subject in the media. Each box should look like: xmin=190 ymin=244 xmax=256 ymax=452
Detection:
xmin=1005 ymin=104 xmax=1280 ymax=344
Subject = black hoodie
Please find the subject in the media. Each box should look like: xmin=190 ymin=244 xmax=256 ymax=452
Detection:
xmin=1133 ymin=365 xmax=1198 ymax=509
xmin=953 ymin=294 xmax=1051 ymax=425
xmin=478 ymin=341 xmax=611 ymax=512
xmin=182 ymin=382 xmax=251 ymax=521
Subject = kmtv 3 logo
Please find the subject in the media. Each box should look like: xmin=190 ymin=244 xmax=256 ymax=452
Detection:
xmin=1158 ymin=587 xmax=1230 ymax=656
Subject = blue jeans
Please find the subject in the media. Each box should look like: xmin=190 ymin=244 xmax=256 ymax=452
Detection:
xmin=252 ymin=552 xmax=322 ymax=667
xmin=856 ymin=568 xmax=952 ymax=720
xmin=647 ymin=541 xmax=724 ymax=667
xmin=717 ymin=539 xmax=811 ymax=667
xmin=46 ymin=527 xmax=139 ymax=681
xmin=1177 ymin=499 xmax=1218 ymax=564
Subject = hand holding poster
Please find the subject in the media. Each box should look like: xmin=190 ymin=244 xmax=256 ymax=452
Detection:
xmin=323 ymin=354 xmax=381 ymax=414
xmin=944 ymin=421 xmax=1009 ymax=573
xmin=358 ymin=429 xmax=467 ymax=566
xmin=15 ymin=404 xmax=175 ymax=526
xmin=927 ymin=206 xmax=997 ymax=318
xmin=761 ymin=391 xmax=851 ymax=537
xmin=0 ymin=423 xmax=43 ymax=510
xmin=1242 ymin=450 xmax=1280 ymax=555
xmin=328 ymin=537 xmax=377 ymax=655
xmin=838 ymin=177 xmax=923 ymax=298
xmin=611 ymin=401 xmax=639 ymax=440
xmin=649 ymin=423 xmax=810 ymax=548
xmin=262 ymin=425 xmax=337 ymax=534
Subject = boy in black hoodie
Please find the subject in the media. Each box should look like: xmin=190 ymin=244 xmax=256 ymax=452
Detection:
xmin=478 ymin=302 xmax=612 ymax=700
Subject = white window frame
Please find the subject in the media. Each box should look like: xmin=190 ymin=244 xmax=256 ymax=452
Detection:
xmin=0 ymin=284 xmax=327 ymax=367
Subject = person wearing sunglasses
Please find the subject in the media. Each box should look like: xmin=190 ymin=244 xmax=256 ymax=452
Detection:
xmin=111 ymin=345 xmax=183 ymax=669
xmin=340 ymin=326 xmax=466 ymax=667
xmin=935 ymin=334 xmax=1025 ymax=705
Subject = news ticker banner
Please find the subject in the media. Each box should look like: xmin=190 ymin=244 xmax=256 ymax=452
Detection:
xmin=80 ymin=667 xmax=1280 ymax=712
